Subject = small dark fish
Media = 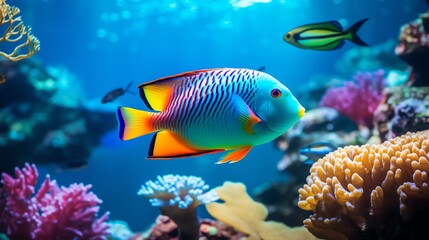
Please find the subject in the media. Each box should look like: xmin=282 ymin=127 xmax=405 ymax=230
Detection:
xmin=101 ymin=81 xmax=135 ymax=103
xmin=60 ymin=160 xmax=88 ymax=171
xmin=257 ymin=66 xmax=266 ymax=72
xmin=0 ymin=75 xmax=6 ymax=84
xmin=284 ymin=18 xmax=369 ymax=51
xmin=299 ymin=142 xmax=338 ymax=162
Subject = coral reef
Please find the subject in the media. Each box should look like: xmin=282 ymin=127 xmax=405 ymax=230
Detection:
xmin=0 ymin=0 xmax=40 ymax=61
xmin=138 ymin=175 xmax=218 ymax=240
xmin=206 ymin=182 xmax=316 ymax=240
xmin=0 ymin=59 xmax=117 ymax=174
xmin=319 ymin=70 xmax=385 ymax=129
xmin=373 ymin=86 xmax=429 ymax=142
xmin=298 ymin=130 xmax=429 ymax=240
xmin=395 ymin=11 xmax=429 ymax=87
xmin=136 ymin=215 xmax=246 ymax=240
xmin=0 ymin=163 xmax=109 ymax=240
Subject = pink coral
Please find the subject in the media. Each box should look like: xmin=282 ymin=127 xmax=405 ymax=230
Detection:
xmin=0 ymin=163 xmax=109 ymax=240
xmin=319 ymin=70 xmax=385 ymax=128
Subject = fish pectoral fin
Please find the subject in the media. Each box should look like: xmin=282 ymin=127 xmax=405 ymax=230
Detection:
xmin=232 ymin=95 xmax=261 ymax=134
xmin=215 ymin=146 xmax=252 ymax=164
xmin=148 ymin=130 xmax=222 ymax=159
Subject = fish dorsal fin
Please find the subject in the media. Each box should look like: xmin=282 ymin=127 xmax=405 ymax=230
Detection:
xmin=138 ymin=69 xmax=221 ymax=111
xmin=304 ymin=21 xmax=343 ymax=32
xmin=147 ymin=130 xmax=222 ymax=159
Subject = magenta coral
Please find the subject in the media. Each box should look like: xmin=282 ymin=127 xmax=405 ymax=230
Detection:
xmin=319 ymin=70 xmax=385 ymax=128
xmin=0 ymin=163 xmax=109 ymax=240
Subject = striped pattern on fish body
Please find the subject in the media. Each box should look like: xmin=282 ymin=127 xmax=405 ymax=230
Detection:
xmin=283 ymin=18 xmax=369 ymax=51
xmin=149 ymin=69 xmax=261 ymax=148
xmin=117 ymin=68 xmax=305 ymax=164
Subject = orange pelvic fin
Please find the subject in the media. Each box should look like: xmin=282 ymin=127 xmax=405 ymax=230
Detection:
xmin=147 ymin=130 xmax=222 ymax=159
xmin=117 ymin=107 xmax=154 ymax=141
xmin=215 ymin=146 xmax=252 ymax=164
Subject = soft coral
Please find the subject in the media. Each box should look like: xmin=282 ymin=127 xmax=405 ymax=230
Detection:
xmin=0 ymin=163 xmax=109 ymax=240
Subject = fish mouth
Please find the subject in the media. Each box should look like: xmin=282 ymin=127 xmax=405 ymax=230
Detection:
xmin=298 ymin=107 xmax=305 ymax=118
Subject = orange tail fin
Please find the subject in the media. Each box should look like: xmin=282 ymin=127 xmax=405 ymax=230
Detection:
xmin=117 ymin=107 xmax=154 ymax=140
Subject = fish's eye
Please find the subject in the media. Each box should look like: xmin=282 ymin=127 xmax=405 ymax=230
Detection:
xmin=286 ymin=34 xmax=291 ymax=38
xmin=271 ymin=88 xmax=282 ymax=98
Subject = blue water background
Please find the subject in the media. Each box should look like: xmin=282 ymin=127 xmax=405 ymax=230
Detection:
xmin=11 ymin=0 xmax=427 ymax=231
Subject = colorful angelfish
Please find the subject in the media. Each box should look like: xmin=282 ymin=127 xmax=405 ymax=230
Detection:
xmin=117 ymin=68 xmax=305 ymax=164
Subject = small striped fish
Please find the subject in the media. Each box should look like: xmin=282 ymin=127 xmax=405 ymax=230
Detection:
xmin=117 ymin=68 xmax=305 ymax=164
xmin=283 ymin=18 xmax=368 ymax=51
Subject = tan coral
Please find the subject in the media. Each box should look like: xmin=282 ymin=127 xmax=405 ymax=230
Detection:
xmin=206 ymin=182 xmax=316 ymax=240
xmin=0 ymin=0 xmax=40 ymax=61
xmin=298 ymin=130 xmax=429 ymax=240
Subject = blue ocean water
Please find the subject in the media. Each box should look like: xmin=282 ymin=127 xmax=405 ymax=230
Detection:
xmin=11 ymin=0 xmax=427 ymax=231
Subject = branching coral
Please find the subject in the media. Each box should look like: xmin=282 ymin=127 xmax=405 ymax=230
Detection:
xmin=0 ymin=163 xmax=109 ymax=240
xmin=138 ymin=175 xmax=218 ymax=240
xmin=298 ymin=130 xmax=429 ymax=240
xmin=206 ymin=182 xmax=316 ymax=240
xmin=0 ymin=0 xmax=40 ymax=61
xmin=319 ymin=70 xmax=385 ymax=129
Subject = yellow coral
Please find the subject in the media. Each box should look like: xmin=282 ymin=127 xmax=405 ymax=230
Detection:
xmin=0 ymin=0 xmax=40 ymax=61
xmin=206 ymin=182 xmax=316 ymax=240
xmin=298 ymin=130 xmax=429 ymax=240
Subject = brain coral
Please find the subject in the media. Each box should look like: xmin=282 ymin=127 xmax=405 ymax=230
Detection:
xmin=298 ymin=130 xmax=429 ymax=240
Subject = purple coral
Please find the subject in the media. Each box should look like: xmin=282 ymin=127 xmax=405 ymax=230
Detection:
xmin=0 ymin=163 xmax=109 ymax=240
xmin=138 ymin=175 xmax=218 ymax=240
xmin=319 ymin=70 xmax=385 ymax=128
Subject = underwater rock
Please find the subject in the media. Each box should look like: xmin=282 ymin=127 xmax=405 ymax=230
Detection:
xmin=395 ymin=11 xmax=429 ymax=87
xmin=336 ymin=40 xmax=406 ymax=76
xmin=298 ymin=130 xmax=429 ymax=240
xmin=0 ymin=59 xmax=117 ymax=174
xmin=253 ymin=181 xmax=310 ymax=228
xmin=0 ymin=163 xmax=109 ymax=239
xmin=136 ymin=215 xmax=246 ymax=240
xmin=373 ymin=86 xmax=429 ymax=142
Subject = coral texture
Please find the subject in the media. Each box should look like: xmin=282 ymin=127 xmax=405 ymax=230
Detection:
xmin=206 ymin=182 xmax=316 ymax=240
xmin=138 ymin=175 xmax=218 ymax=240
xmin=0 ymin=163 xmax=109 ymax=240
xmin=319 ymin=70 xmax=385 ymax=128
xmin=298 ymin=130 xmax=429 ymax=240
xmin=136 ymin=215 xmax=246 ymax=240
xmin=0 ymin=0 xmax=40 ymax=61
xmin=395 ymin=11 xmax=429 ymax=87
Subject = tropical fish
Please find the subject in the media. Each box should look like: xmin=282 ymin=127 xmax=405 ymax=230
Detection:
xmin=299 ymin=142 xmax=338 ymax=162
xmin=117 ymin=68 xmax=305 ymax=164
xmin=0 ymin=74 xmax=6 ymax=84
xmin=257 ymin=66 xmax=266 ymax=72
xmin=283 ymin=18 xmax=368 ymax=51
xmin=101 ymin=81 xmax=134 ymax=103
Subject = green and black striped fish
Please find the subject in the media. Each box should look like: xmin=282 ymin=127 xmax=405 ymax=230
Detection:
xmin=283 ymin=18 xmax=368 ymax=51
